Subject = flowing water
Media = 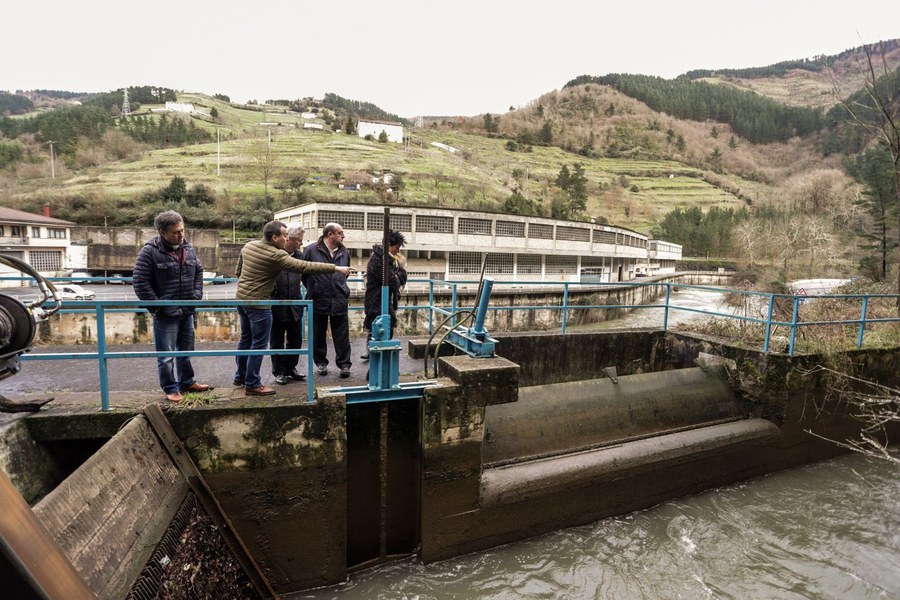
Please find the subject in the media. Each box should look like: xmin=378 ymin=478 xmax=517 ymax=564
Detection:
xmin=296 ymin=452 xmax=899 ymax=599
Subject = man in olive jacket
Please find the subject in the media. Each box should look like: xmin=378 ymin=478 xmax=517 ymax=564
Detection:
xmin=133 ymin=210 xmax=211 ymax=403
xmin=234 ymin=220 xmax=350 ymax=396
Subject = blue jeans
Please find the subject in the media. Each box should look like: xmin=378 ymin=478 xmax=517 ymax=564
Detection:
xmin=235 ymin=306 xmax=273 ymax=389
xmin=153 ymin=312 xmax=196 ymax=394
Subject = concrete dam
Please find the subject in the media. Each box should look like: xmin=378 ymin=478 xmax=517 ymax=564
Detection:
xmin=1 ymin=329 xmax=897 ymax=598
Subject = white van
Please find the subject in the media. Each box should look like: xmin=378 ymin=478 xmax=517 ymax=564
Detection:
xmin=56 ymin=284 xmax=96 ymax=300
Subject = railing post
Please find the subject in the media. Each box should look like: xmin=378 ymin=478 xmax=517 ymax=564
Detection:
xmin=306 ymin=307 xmax=314 ymax=402
xmin=662 ymin=284 xmax=672 ymax=331
xmin=561 ymin=283 xmax=569 ymax=335
xmin=788 ymin=296 xmax=800 ymax=356
xmin=96 ymin=305 xmax=110 ymax=412
xmin=450 ymin=284 xmax=458 ymax=328
xmin=428 ymin=280 xmax=434 ymax=336
xmin=857 ymin=296 xmax=869 ymax=348
xmin=762 ymin=294 xmax=775 ymax=353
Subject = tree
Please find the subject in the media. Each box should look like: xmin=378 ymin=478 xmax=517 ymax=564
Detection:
xmin=539 ymin=121 xmax=553 ymax=145
xmin=162 ymin=176 xmax=187 ymax=202
xmin=847 ymin=145 xmax=899 ymax=280
xmin=378 ymin=130 xmax=388 ymax=143
xmin=248 ymin=140 xmax=280 ymax=198
xmin=831 ymin=41 xmax=900 ymax=297
xmin=345 ymin=115 xmax=356 ymax=135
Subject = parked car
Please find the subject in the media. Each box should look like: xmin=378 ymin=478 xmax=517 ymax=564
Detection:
xmin=107 ymin=274 xmax=128 ymax=285
xmin=56 ymin=284 xmax=96 ymax=301
xmin=68 ymin=271 xmax=93 ymax=283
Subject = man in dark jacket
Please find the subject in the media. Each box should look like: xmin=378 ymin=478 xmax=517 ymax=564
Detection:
xmin=301 ymin=222 xmax=353 ymax=378
xmin=270 ymin=224 xmax=307 ymax=385
xmin=133 ymin=210 xmax=211 ymax=403
xmin=361 ymin=230 xmax=407 ymax=360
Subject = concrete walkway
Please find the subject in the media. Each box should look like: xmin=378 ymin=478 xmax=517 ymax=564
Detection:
xmin=0 ymin=336 xmax=433 ymax=421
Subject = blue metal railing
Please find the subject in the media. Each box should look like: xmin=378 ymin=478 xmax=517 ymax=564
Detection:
xmin=4 ymin=275 xmax=898 ymax=411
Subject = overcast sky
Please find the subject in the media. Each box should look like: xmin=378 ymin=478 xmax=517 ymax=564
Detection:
xmin=5 ymin=0 xmax=898 ymax=117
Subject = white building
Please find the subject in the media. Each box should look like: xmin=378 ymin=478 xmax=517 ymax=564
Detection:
xmin=0 ymin=206 xmax=79 ymax=288
xmin=357 ymin=120 xmax=404 ymax=143
xmin=274 ymin=202 xmax=681 ymax=284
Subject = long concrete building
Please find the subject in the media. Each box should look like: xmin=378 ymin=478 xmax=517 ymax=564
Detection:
xmin=275 ymin=202 xmax=682 ymax=283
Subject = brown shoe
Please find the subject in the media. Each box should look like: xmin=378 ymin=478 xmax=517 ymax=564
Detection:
xmin=245 ymin=386 xmax=276 ymax=396
xmin=182 ymin=382 xmax=213 ymax=393
xmin=165 ymin=392 xmax=184 ymax=403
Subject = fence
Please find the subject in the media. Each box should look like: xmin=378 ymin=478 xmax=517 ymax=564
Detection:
xmin=4 ymin=276 xmax=899 ymax=411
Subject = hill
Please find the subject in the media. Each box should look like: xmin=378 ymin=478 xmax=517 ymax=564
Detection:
xmin=1 ymin=39 xmax=897 ymax=285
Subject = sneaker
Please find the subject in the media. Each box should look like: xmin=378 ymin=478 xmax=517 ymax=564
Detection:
xmin=274 ymin=374 xmax=289 ymax=385
xmin=360 ymin=352 xmax=370 ymax=361
xmin=232 ymin=377 xmax=244 ymax=387
xmin=339 ymin=367 xmax=351 ymax=379
xmin=245 ymin=386 xmax=276 ymax=396
xmin=288 ymin=369 xmax=306 ymax=381
xmin=317 ymin=365 xmax=328 ymax=376
xmin=165 ymin=392 xmax=184 ymax=403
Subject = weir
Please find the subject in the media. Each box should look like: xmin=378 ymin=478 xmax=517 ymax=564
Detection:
xmin=2 ymin=328 xmax=897 ymax=598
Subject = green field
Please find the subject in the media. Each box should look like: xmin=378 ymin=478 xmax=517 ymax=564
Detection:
xmin=14 ymin=93 xmax=758 ymax=233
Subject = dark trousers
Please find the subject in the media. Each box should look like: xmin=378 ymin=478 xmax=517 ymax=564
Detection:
xmin=270 ymin=317 xmax=303 ymax=376
xmin=312 ymin=312 xmax=351 ymax=369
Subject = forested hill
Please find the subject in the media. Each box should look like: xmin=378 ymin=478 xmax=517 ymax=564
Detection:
xmin=321 ymin=93 xmax=406 ymax=124
xmin=564 ymin=73 xmax=823 ymax=144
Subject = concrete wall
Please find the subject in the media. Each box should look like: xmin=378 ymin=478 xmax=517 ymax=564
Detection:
xmin=71 ymin=226 xmax=219 ymax=272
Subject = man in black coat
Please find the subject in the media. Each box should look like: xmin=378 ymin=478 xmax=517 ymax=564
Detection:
xmin=133 ymin=210 xmax=212 ymax=402
xmin=361 ymin=230 xmax=407 ymax=360
xmin=270 ymin=224 xmax=307 ymax=385
xmin=301 ymin=222 xmax=353 ymax=378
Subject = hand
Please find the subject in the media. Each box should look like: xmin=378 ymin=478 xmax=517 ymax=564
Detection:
xmin=335 ymin=266 xmax=352 ymax=276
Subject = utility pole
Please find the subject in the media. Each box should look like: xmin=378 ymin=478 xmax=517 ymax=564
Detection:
xmin=121 ymin=88 xmax=130 ymax=117
xmin=48 ymin=141 xmax=55 ymax=179
xmin=216 ymin=128 xmax=221 ymax=177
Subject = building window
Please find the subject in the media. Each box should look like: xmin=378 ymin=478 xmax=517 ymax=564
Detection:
xmin=31 ymin=227 xmax=41 ymax=237
xmin=29 ymin=250 xmax=62 ymax=272
xmin=317 ymin=210 xmax=364 ymax=230
xmin=581 ymin=256 xmax=605 ymax=267
xmin=48 ymin=228 xmax=67 ymax=239
xmin=594 ymin=230 xmax=617 ymax=244
xmin=484 ymin=253 xmax=514 ymax=274
xmin=448 ymin=251 xmax=483 ymax=274
xmin=0 ymin=226 xmax=5 ymax=236
xmin=528 ymin=223 xmax=553 ymax=240
xmin=517 ymin=254 xmax=542 ymax=274
xmin=10 ymin=226 xmax=23 ymax=237
xmin=416 ymin=215 xmax=453 ymax=233
xmin=556 ymin=226 xmax=590 ymax=242
xmin=458 ymin=217 xmax=492 ymax=235
xmin=430 ymin=271 xmax=446 ymax=281
xmin=545 ymin=255 xmax=577 ymax=274
xmin=367 ymin=212 xmax=412 ymax=232
xmin=496 ymin=221 xmax=525 ymax=237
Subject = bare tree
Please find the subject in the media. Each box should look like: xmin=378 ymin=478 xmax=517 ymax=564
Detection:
xmin=247 ymin=140 xmax=281 ymax=198
xmin=831 ymin=41 xmax=900 ymax=298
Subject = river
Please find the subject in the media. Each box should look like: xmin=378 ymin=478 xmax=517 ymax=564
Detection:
xmin=296 ymin=452 xmax=899 ymax=599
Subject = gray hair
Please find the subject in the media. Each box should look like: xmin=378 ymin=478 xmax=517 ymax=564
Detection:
xmin=154 ymin=210 xmax=184 ymax=232
xmin=286 ymin=224 xmax=305 ymax=239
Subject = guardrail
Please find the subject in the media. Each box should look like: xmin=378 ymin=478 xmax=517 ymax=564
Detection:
xmin=5 ymin=276 xmax=899 ymax=412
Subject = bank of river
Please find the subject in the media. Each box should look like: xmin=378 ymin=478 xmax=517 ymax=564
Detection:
xmin=297 ymin=452 xmax=899 ymax=599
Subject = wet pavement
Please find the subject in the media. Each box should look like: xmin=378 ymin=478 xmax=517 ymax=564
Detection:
xmin=0 ymin=336 xmax=432 ymax=418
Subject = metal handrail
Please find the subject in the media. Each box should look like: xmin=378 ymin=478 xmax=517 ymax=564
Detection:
xmin=7 ymin=276 xmax=899 ymax=412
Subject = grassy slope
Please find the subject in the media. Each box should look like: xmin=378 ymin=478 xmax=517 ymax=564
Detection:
xmin=19 ymin=93 xmax=750 ymax=233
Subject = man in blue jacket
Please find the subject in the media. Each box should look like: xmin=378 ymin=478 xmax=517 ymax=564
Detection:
xmin=301 ymin=222 xmax=353 ymax=378
xmin=133 ymin=210 xmax=212 ymax=402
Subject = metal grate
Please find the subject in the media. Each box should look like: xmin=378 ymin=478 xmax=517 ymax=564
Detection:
xmin=317 ymin=210 xmax=364 ymax=230
xmin=556 ymin=226 xmax=590 ymax=242
xmin=125 ymin=493 xmax=199 ymax=600
xmin=484 ymin=253 xmax=514 ymax=274
xmin=416 ymin=215 xmax=453 ymax=233
xmin=517 ymin=254 xmax=542 ymax=274
xmin=448 ymin=251 xmax=483 ymax=274
xmin=528 ymin=223 xmax=553 ymax=240
xmin=29 ymin=250 xmax=62 ymax=271
xmin=496 ymin=221 xmax=525 ymax=237
xmin=367 ymin=212 xmax=412 ymax=232
xmin=458 ymin=218 xmax=492 ymax=235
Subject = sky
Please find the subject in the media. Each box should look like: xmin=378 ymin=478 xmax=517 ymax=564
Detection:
xmin=4 ymin=0 xmax=899 ymax=118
